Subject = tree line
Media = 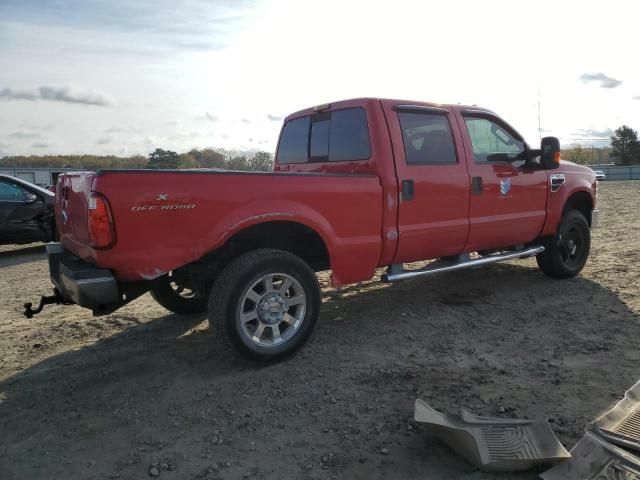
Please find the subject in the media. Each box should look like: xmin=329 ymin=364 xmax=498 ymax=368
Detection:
xmin=562 ymin=125 xmax=640 ymax=166
xmin=2 ymin=125 xmax=639 ymax=170
xmin=0 ymin=148 xmax=274 ymax=171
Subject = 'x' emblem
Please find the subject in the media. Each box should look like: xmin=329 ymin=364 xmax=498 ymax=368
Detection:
xmin=157 ymin=194 xmax=168 ymax=201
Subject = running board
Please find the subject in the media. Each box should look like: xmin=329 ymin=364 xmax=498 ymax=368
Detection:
xmin=382 ymin=245 xmax=545 ymax=283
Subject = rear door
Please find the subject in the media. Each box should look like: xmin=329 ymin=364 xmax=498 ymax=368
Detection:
xmin=453 ymin=109 xmax=548 ymax=251
xmin=383 ymin=103 xmax=470 ymax=263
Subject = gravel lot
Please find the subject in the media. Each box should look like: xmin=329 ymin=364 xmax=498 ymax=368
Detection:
xmin=1 ymin=181 xmax=639 ymax=480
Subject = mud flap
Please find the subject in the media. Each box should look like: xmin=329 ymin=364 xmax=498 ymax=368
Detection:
xmin=413 ymin=399 xmax=570 ymax=472
xmin=540 ymin=430 xmax=640 ymax=480
xmin=593 ymin=380 xmax=640 ymax=452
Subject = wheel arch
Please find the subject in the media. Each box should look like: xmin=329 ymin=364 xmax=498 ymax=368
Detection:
xmin=563 ymin=190 xmax=594 ymax=226
xmin=180 ymin=219 xmax=332 ymax=295
xmin=214 ymin=220 xmax=331 ymax=272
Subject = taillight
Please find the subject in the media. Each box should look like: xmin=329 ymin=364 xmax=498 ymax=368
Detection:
xmin=87 ymin=193 xmax=115 ymax=248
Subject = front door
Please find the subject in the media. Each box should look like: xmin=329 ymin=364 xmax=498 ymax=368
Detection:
xmin=454 ymin=110 xmax=548 ymax=252
xmin=383 ymin=103 xmax=470 ymax=263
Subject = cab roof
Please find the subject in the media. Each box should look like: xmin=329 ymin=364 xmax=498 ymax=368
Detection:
xmin=284 ymin=97 xmax=496 ymax=122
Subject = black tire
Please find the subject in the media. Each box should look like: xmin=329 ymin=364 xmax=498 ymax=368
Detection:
xmin=208 ymin=248 xmax=320 ymax=362
xmin=537 ymin=210 xmax=591 ymax=279
xmin=150 ymin=271 xmax=208 ymax=314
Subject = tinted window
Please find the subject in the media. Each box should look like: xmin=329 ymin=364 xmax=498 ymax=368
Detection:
xmin=276 ymin=108 xmax=371 ymax=164
xmin=0 ymin=181 xmax=27 ymax=201
xmin=398 ymin=112 xmax=457 ymax=164
xmin=464 ymin=117 xmax=525 ymax=162
xmin=310 ymin=118 xmax=330 ymax=158
xmin=277 ymin=116 xmax=310 ymax=164
xmin=329 ymin=108 xmax=371 ymax=161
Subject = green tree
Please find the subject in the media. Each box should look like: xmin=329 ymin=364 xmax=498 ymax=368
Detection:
xmin=248 ymin=151 xmax=273 ymax=171
xmin=177 ymin=153 xmax=198 ymax=169
xmin=195 ymin=148 xmax=226 ymax=168
xmin=148 ymin=148 xmax=179 ymax=169
xmin=562 ymin=144 xmax=590 ymax=164
xmin=227 ymin=155 xmax=248 ymax=170
xmin=610 ymin=126 xmax=640 ymax=165
xmin=130 ymin=155 xmax=149 ymax=168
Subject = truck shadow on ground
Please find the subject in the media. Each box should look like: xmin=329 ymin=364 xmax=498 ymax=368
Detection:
xmin=1 ymin=262 xmax=638 ymax=479
xmin=0 ymin=244 xmax=45 ymax=268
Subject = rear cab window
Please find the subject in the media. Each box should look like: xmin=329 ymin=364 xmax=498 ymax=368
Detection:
xmin=276 ymin=107 xmax=371 ymax=164
xmin=277 ymin=116 xmax=310 ymax=164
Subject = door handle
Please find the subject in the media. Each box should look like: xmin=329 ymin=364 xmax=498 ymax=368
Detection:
xmin=472 ymin=176 xmax=483 ymax=195
xmin=401 ymin=179 xmax=414 ymax=201
xmin=550 ymin=174 xmax=565 ymax=192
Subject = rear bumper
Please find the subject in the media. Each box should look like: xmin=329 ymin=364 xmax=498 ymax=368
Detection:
xmin=591 ymin=208 xmax=601 ymax=229
xmin=47 ymin=243 xmax=120 ymax=311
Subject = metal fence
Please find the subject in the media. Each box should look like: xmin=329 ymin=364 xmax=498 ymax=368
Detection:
xmin=0 ymin=167 xmax=77 ymax=186
xmin=587 ymin=165 xmax=640 ymax=181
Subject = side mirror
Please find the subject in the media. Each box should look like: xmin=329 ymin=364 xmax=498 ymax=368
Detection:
xmin=540 ymin=136 xmax=560 ymax=170
xmin=23 ymin=192 xmax=39 ymax=204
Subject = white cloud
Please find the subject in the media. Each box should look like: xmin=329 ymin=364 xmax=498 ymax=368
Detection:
xmin=579 ymin=73 xmax=623 ymax=89
xmin=0 ymin=85 xmax=116 ymax=106
xmin=9 ymin=131 xmax=41 ymax=139
xmin=1 ymin=0 xmax=640 ymax=155
xmin=571 ymin=128 xmax=613 ymax=139
xmin=96 ymin=136 xmax=114 ymax=145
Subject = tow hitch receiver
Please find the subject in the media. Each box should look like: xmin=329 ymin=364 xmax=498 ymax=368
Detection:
xmin=23 ymin=289 xmax=71 ymax=318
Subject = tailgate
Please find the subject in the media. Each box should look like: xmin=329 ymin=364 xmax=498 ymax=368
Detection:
xmin=56 ymin=172 xmax=97 ymax=251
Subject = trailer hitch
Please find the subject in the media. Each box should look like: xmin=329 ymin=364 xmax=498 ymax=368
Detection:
xmin=23 ymin=289 xmax=71 ymax=318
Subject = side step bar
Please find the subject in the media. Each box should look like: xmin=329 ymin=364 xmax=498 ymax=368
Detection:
xmin=382 ymin=245 xmax=545 ymax=283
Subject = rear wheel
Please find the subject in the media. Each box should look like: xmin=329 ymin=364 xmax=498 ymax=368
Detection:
xmin=209 ymin=249 xmax=320 ymax=362
xmin=150 ymin=271 xmax=208 ymax=314
xmin=537 ymin=210 xmax=590 ymax=279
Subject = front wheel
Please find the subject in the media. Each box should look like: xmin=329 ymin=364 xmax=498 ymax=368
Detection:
xmin=208 ymin=249 xmax=321 ymax=362
xmin=536 ymin=210 xmax=591 ymax=279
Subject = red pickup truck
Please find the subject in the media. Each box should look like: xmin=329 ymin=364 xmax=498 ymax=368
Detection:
xmin=28 ymin=98 xmax=599 ymax=361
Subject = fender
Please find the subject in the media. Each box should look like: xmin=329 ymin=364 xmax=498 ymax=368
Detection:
xmin=540 ymin=171 xmax=596 ymax=237
xmin=203 ymin=198 xmax=336 ymax=256
xmin=197 ymin=198 xmax=381 ymax=286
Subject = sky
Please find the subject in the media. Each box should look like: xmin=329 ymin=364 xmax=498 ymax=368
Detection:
xmin=1 ymin=0 xmax=639 ymax=157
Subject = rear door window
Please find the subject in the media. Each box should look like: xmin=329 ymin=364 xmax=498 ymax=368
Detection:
xmin=398 ymin=112 xmax=457 ymax=164
xmin=276 ymin=107 xmax=370 ymax=164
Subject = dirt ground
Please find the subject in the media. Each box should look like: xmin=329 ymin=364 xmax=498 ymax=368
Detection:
xmin=1 ymin=181 xmax=639 ymax=480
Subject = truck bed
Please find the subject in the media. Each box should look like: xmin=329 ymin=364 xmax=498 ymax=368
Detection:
xmin=56 ymin=169 xmax=384 ymax=285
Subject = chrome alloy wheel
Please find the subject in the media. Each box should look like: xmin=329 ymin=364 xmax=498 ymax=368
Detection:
xmin=237 ymin=273 xmax=307 ymax=347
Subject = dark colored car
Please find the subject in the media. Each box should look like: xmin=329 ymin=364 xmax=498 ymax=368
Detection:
xmin=0 ymin=174 xmax=56 ymax=245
